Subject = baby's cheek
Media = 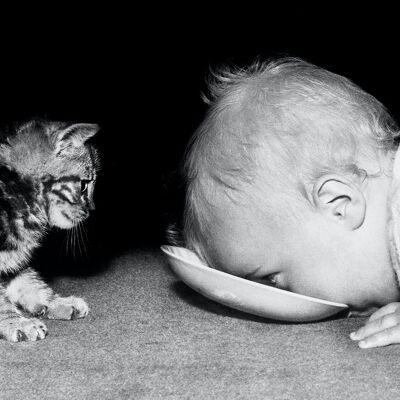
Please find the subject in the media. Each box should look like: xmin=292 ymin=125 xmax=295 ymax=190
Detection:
xmin=285 ymin=273 xmax=341 ymax=302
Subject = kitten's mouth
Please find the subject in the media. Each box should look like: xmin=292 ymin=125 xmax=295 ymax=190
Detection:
xmin=66 ymin=212 xmax=90 ymax=226
xmin=49 ymin=208 xmax=90 ymax=229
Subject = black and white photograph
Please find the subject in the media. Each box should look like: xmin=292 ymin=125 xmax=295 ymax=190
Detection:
xmin=2 ymin=8 xmax=400 ymax=399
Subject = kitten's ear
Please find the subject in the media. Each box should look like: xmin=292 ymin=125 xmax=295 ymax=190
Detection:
xmin=54 ymin=123 xmax=99 ymax=154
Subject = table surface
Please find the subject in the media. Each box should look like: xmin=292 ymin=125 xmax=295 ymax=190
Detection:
xmin=1 ymin=248 xmax=400 ymax=400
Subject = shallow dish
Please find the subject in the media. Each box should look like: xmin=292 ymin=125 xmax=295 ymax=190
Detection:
xmin=161 ymin=245 xmax=348 ymax=322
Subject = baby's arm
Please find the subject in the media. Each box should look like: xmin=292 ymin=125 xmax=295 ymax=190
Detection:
xmin=350 ymin=303 xmax=400 ymax=348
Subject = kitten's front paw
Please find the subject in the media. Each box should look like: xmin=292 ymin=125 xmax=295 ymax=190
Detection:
xmin=0 ymin=316 xmax=48 ymax=342
xmin=46 ymin=296 xmax=89 ymax=320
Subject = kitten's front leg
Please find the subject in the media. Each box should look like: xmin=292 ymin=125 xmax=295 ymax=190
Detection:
xmin=5 ymin=268 xmax=89 ymax=320
xmin=0 ymin=283 xmax=47 ymax=342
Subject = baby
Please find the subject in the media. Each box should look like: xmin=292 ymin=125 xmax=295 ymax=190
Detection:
xmin=181 ymin=57 xmax=400 ymax=348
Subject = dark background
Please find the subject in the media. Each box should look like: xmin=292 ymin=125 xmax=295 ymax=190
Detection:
xmin=1 ymin=10 xmax=399 ymax=275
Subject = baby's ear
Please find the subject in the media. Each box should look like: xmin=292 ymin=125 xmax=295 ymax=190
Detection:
xmin=54 ymin=123 xmax=100 ymax=155
xmin=312 ymin=174 xmax=366 ymax=230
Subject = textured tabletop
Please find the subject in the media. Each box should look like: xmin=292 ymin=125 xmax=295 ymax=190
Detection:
xmin=1 ymin=248 xmax=400 ymax=399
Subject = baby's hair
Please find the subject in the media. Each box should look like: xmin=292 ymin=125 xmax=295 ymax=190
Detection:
xmin=182 ymin=57 xmax=400 ymax=255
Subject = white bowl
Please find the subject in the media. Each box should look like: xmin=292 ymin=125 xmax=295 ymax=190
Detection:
xmin=161 ymin=245 xmax=348 ymax=322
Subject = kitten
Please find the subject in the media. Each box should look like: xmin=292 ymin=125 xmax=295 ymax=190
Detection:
xmin=0 ymin=120 xmax=99 ymax=342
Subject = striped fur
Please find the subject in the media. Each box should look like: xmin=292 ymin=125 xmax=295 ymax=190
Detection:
xmin=0 ymin=120 xmax=99 ymax=342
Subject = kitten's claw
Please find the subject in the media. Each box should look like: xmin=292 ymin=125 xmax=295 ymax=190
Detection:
xmin=17 ymin=330 xmax=27 ymax=341
xmin=34 ymin=305 xmax=48 ymax=317
xmin=0 ymin=317 xmax=48 ymax=342
xmin=46 ymin=296 xmax=89 ymax=320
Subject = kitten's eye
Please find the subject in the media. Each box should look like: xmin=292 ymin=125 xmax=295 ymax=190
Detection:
xmin=81 ymin=179 xmax=90 ymax=194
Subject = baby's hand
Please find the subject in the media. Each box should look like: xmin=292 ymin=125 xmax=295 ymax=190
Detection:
xmin=350 ymin=303 xmax=400 ymax=348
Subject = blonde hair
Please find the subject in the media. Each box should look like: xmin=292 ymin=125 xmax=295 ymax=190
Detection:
xmin=183 ymin=57 xmax=399 ymax=253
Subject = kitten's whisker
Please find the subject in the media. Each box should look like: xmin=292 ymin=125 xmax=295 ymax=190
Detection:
xmin=70 ymin=228 xmax=73 ymax=255
xmin=82 ymin=223 xmax=88 ymax=256
xmin=76 ymin=223 xmax=84 ymax=257
xmin=70 ymin=227 xmax=74 ymax=257
xmin=69 ymin=227 xmax=73 ymax=258
xmin=78 ymin=222 xmax=88 ymax=257
xmin=77 ymin=222 xmax=83 ymax=256
xmin=75 ymin=226 xmax=79 ymax=259
xmin=66 ymin=229 xmax=70 ymax=255
xmin=81 ymin=222 xmax=89 ymax=242
xmin=78 ymin=223 xmax=87 ymax=256
xmin=65 ymin=228 xmax=70 ymax=255
xmin=72 ymin=226 xmax=77 ymax=260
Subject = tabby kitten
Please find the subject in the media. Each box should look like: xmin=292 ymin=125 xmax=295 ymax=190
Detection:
xmin=0 ymin=120 xmax=99 ymax=342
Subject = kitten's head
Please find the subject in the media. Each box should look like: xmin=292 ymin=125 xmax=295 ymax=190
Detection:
xmin=0 ymin=121 xmax=100 ymax=229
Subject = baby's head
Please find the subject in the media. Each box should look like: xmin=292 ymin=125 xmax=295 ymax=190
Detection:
xmin=183 ymin=57 xmax=400 ymax=312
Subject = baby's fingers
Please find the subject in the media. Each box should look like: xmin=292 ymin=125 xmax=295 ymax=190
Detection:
xmin=356 ymin=326 xmax=400 ymax=348
xmin=367 ymin=303 xmax=400 ymax=322
xmin=350 ymin=312 xmax=400 ymax=343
